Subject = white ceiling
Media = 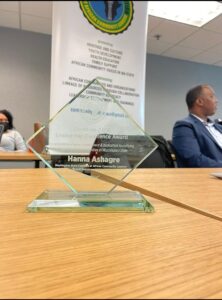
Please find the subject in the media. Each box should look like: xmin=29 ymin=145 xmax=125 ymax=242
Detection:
xmin=0 ymin=1 xmax=52 ymax=35
xmin=1 ymin=1 xmax=222 ymax=67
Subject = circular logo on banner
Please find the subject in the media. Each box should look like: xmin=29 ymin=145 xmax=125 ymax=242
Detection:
xmin=79 ymin=1 xmax=134 ymax=35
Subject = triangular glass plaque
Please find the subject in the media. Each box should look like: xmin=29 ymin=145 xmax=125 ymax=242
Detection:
xmin=26 ymin=78 xmax=157 ymax=212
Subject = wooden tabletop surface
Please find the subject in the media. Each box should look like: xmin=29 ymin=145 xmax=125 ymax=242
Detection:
xmin=0 ymin=168 xmax=222 ymax=299
xmin=93 ymin=168 xmax=222 ymax=219
xmin=0 ymin=151 xmax=41 ymax=160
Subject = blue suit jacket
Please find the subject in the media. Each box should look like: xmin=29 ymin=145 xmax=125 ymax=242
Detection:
xmin=172 ymin=114 xmax=222 ymax=167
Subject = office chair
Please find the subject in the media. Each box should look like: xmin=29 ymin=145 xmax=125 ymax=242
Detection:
xmin=138 ymin=135 xmax=177 ymax=168
xmin=166 ymin=139 xmax=178 ymax=167
xmin=28 ymin=122 xmax=47 ymax=153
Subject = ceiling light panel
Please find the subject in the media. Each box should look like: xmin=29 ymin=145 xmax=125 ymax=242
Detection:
xmin=148 ymin=1 xmax=222 ymax=27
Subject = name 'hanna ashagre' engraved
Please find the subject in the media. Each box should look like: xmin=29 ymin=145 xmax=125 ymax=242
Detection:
xmin=67 ymin=155 xmax=120 ymax=164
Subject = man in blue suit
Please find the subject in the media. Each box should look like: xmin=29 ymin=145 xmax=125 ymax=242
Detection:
xmin=172 ymin=84 xmax=222 ymax=167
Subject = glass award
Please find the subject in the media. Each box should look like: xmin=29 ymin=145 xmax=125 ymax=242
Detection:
xmin=26 ymin=78 xmax=157 ymax=212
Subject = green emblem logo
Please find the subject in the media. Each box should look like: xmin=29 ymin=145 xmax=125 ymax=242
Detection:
xmin=79 ymin=1 xmax=134 ymax=34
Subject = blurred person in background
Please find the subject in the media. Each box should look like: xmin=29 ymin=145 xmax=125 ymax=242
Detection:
xmin=172 ymin=84 xmax=222 ymax=167
xmin=0 ymin=109 xmax=27 ymax=152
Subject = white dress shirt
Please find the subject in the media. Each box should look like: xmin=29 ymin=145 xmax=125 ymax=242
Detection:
xmin=0 ymin=129 xmax=27 ymax=152
xmin=191 ymin=114 xmax=222 ymax=149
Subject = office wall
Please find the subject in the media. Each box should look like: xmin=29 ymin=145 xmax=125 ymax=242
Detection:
xmin=146 ymin=54 xmax=222 ymax=139
xmin=1 ymin=26 xmax=222 ymax=145
xmin=0 ymin=27 xmax=51 ymax=141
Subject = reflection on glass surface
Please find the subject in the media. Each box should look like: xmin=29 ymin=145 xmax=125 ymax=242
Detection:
xmin=26 ymin=78 xmax=157 ymax=212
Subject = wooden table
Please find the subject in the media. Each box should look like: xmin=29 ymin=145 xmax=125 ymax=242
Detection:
xmin=0 ymin=168 xmax=222 ymax=299
xmin=93 ymin=168 xmax=222 ymax=220
xmin=0 ymin=151 xmax=47 ymax=168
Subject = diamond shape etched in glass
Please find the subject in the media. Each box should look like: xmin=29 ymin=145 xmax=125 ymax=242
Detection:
xmin=26 ymin=78 xmax=157 ymax=212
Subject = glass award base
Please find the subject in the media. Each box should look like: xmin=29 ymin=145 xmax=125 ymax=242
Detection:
xmin=27 ymin=190 xmax=154 ymax=213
